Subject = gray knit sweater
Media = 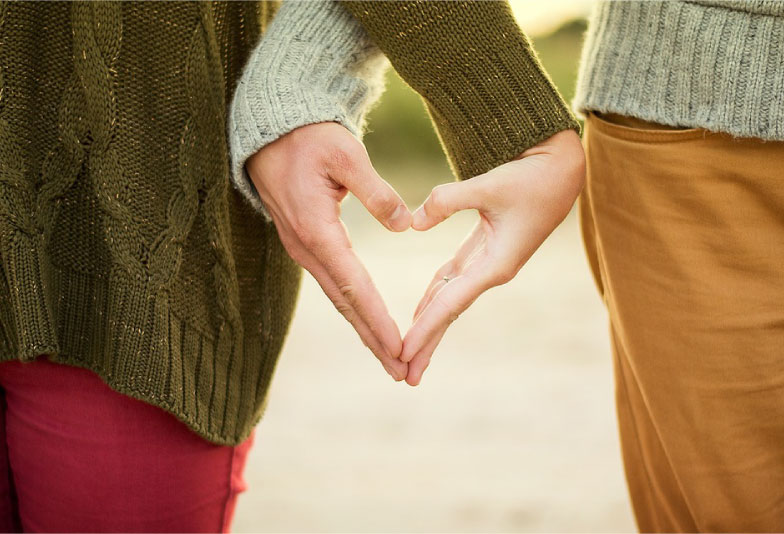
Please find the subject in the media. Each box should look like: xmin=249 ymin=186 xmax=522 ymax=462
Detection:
xmin=574 ymin=0 xmax=784 ymax=140
xmin=227 ymin=0 xmax=388 ymax=219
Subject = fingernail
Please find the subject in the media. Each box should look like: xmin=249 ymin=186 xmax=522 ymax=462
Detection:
xmin=389 ymin=204 xmax=410 ymax=231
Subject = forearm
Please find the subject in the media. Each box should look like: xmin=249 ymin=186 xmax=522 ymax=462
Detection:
xmin=227 ymin=0 xmax=390 ymax=218
xmin=340 ymin=0 xmax=580 ymax=181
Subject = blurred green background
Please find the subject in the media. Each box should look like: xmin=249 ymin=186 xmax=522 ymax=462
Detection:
xmin=363 ymin=18 xmax=588 ymax=205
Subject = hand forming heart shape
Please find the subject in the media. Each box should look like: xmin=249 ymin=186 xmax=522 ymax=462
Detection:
xmin=246 ymin=122 xmax=585 ymax=386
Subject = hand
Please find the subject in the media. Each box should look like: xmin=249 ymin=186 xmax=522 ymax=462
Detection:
xmin=401 ymin=129 xmax=586 ymax=386
xmin=245 ymin=122 xmax=412 ymax=381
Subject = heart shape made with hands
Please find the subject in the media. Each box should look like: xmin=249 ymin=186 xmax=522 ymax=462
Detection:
xmin=245 ymin=122 xmax=584 ymax=387
xmin=339 ymin=187 xmax=488 ymax=387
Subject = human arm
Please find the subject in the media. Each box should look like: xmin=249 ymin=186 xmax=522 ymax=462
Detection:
xmin=227 ymin=0 xmax=390 ymax=220
xmin=340 ymin=0 xmax=580 ymax=181
xmin=227 ymin=0 xmax=586 ymax=385
xmin=402 ymin=129 xmax=585 ymax=385
xmin=227 ymin=0 xmax=410 ymax=380
xmin=340 ymin=1 xmax=585 ymax=385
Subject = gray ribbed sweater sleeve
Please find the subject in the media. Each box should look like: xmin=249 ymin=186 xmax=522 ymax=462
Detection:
xmin=227 ymin=0 xmax=389 ymax=219
xmin=574 ymin=0 xmax=784 ymax=140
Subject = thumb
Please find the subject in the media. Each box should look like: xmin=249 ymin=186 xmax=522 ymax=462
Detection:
xmin=412 ymin=179 xmax=485 ymax=231
xmin=328 ymin=142 xmax=411 ymax=232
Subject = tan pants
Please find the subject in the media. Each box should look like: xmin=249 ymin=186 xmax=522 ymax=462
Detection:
xmin=580 ymin=112 xmax=784 ymax=532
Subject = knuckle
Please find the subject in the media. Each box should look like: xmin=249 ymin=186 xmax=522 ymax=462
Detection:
xmin=297 ymin=232 xmax=317 ymax=251
xmin=289 ymin=214 xmax=322 ymax=248
xmin=337 ymin=283 xmax=359 ymax=306
xmin=366 ymin=188 xmax=398 ymax=219
xmin=334 ymin=300 xmax=355 ymax=321
xmin=427 ymin=184 xmax=450 ymax=216
xmin=294 ymin=224 xmax=322 ymax=251
xmin=327 ymin=140 xmax=362 ymax=173
xmin=329 ymin=146 xmax=353 ymax=172
xmin=494 ymin=265 xmax=518 ymax=285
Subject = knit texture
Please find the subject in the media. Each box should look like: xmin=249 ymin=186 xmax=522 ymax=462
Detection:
xmin=0 ymin=1 xmax=302 ymax=446
xmin=0 ymin=0 xmax=577 ymax=446
xmin=228 ymin=0 xmax=389 ymax=220
xmin=574 ymin=0 xmax=784 ymax=140
xmin=341 ymin=0 xmax=580 ymax=181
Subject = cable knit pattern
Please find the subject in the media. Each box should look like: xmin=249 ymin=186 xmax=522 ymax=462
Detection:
xmin=574 ymin=0 xmax=784 ymax=139
xmin=0 ymin=1 xmax=299 ymax=446
xmin=227 ymin=0 xmax=389 ymax=219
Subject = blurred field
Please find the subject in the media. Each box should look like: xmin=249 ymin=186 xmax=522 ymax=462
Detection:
xmin=234 ymin=14 xmax=637 ymax=533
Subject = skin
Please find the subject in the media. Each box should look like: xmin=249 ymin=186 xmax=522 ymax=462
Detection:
xmin=247 ymin=123 xmax=585 ymax=386
xmin=402 ymin=128 xmax=586 ymax=385
xmin=246 ymin=122 xmax=412 ymax=381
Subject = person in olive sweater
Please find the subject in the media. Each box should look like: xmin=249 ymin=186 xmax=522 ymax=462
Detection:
xmin=0 ymin=0 xmax=584 ymax=530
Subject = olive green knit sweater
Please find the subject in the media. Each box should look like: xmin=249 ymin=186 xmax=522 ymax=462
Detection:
xmin=0 ymin=1 xmax=577 ymax=446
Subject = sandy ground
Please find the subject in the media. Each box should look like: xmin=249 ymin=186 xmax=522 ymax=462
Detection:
xmin=233 ymin=195 xmax=637 ymax=532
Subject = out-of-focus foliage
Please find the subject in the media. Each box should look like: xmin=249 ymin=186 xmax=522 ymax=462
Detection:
xmin=363 ymin=18 xmax=588 ymax=204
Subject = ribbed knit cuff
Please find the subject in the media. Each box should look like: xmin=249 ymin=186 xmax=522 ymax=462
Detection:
xmin=574 ymin=1 xmax=784 ymax=140
xmin=227 ymin=0 xmax=389 ymax=220
xmin=341 ymin=1 xmax=580 ymax=181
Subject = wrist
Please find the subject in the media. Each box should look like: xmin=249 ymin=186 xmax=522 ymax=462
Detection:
xmin=226 ymin=0 xmax=389 ymax=218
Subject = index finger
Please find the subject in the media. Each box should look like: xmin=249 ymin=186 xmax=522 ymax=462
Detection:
xmin=309 ymin=221 xmax=403 ymax=361
xmin=401 ymin=265 xmax=493 ymax=375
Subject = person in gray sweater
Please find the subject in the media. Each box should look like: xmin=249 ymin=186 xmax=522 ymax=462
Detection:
xmin=230 ymin=1 xmax=783 ymax=531
xmin=574 ymin=2 xmax=784 ymax=531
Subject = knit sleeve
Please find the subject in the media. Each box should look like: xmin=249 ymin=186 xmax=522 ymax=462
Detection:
xmin=227 ymin=0 xmax=389 ymax=219
xmin=340 ymin=0 xmax=580 ymax=181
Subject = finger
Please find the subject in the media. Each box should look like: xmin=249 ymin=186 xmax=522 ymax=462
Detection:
xmin=413 ymin=279 xmax=447 ymax=325
xmin=304 ymin=253 xmax=408 ymax=381
xmin=401 ymin=265 xmax=492 ymax=364
xmin=411 ymin=225 xmax=485 ymax=325
xmin=412 ymin=260 xmax=454 ymax=324
xmin=412 ymin=179 xmax=486 ymax=231
xmin=309 ymin=221 xmax=404 ymax=362
xmin=405 ymin=323 xmax=448 ymax=386
xmin=328 ymin=142 xmax=411 ymax=232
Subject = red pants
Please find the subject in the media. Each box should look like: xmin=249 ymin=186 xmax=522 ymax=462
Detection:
xmin=0 ymin=355 xmax=255 ymax=532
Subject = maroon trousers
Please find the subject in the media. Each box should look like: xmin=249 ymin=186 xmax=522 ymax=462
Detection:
xmin=0 ymin=355 xmax=255 ymax=532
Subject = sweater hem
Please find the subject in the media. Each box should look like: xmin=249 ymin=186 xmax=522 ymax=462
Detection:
xmin=0 ymin=242 xmax=281 ymax=447
xmin=0 ymin=351 xmax=265 ymax=447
